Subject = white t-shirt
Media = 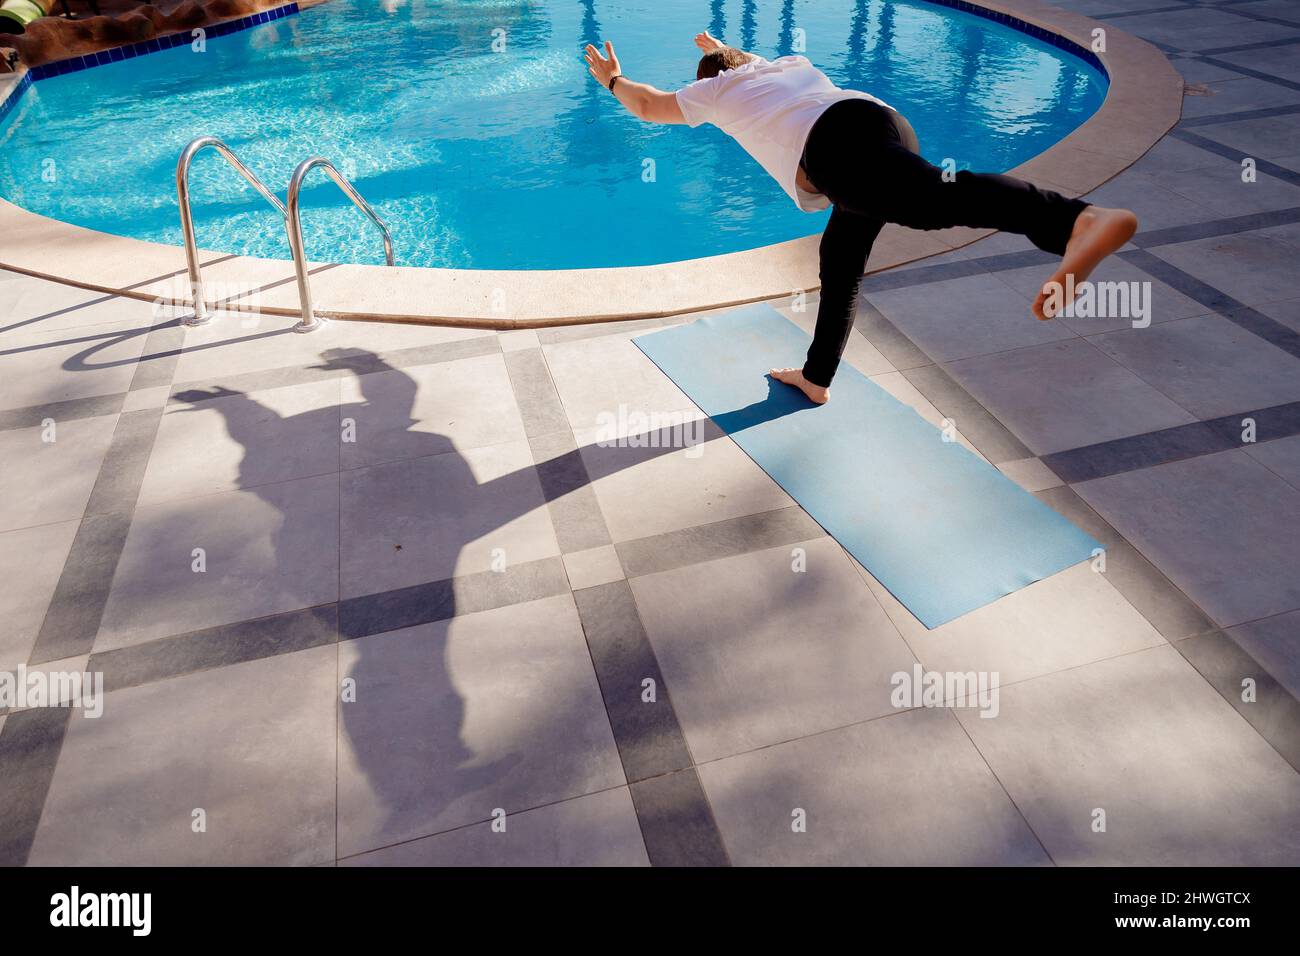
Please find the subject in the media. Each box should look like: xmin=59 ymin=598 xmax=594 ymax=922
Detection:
xmin=675 ymin=55 xmax=891 ymax=212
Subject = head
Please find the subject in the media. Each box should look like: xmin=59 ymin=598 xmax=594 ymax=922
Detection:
xmin=696 ymin=48 xmax=756 ymax=80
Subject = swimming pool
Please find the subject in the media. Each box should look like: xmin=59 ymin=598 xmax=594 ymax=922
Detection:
xmin=0 ymin=0 xmax=1106 ymax=272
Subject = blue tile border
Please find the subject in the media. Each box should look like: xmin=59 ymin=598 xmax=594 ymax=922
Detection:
xmin=3 ymin=0 xmax=1104 ymax=125
xmin=1 ymin=2 xmax=298 ymax=103
xmin=916 ymin=0 xmax=1110 ymax=80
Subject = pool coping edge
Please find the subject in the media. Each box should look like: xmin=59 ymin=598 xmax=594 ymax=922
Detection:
xmin=0 ymin=0 xmax=1182 ymax=329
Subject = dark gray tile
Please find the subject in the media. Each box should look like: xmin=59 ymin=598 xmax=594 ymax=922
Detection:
xmin=629 ymin=769 xmax=730 ymax=866
xmin=529 ymin=430 xmax=614 ymax=553
xmin=852 ymin=298 xmax=934 ymax=371
xmin=572 ymin=580 xmax=693 ymax=782
xmin=617 ymin=506 xmax=824 ymax=578
xmin=339 ymin=556 xmax=569 ymax=639
xmin=91 ymin=605 xmax=339 ymax=692
xmin=901 ymin=364 xmax=1033 ymax=463
xmin=0 ymin=706 xmax=70 ymax=865
xmin=503 ymin=348 xmax=569 ymax=438
xmin=84 ymin=408 xmax=163 ymax=516
xmin=128 ymin=319 xmax=185 ymax=391
xmin=28 ymin=512 xmax=132 ymax=664
xmin=0 ymin=392 xmax=126 ymax=432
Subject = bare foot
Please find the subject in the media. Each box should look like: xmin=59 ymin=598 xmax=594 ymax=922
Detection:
xmin=1032 ymin=206 xmax=1138 ymax=321
xmin=770 ymin=367 xmax=829 ymax=404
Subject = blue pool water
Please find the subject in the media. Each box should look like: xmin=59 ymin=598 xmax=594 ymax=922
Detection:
xmin=0 ymin=0 xmax=1105 ymax=270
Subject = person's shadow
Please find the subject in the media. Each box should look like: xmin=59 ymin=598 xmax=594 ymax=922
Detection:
xmin=171 ymin=345 xmax=813 ymax=854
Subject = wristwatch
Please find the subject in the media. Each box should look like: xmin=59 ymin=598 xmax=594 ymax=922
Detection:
xmin=608 ymin=74 xmax=623 ymax=92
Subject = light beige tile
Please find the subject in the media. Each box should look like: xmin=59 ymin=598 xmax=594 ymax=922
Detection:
xmin=0 ymin=416 xmax=118 ymax=532
xmin=97 ymin=473 xmax=340 ymax=650
xmin=340 ymin=439 xmax=557 ymax=597
xmin=120 ymin=385 xmax=172 ymax=412
xmin=343 ymin=787 xmax=647 ymax=866
xmin=633 ymin=538 xmax=916 ymax=762
xmin=141 ymin=379 xmax=342 ymax=504
xmin=336 ymin=595 xmax=624 ymax=857
xmin=857 ymin=559 xmax=1166 ymax=689
xmin=544 ymin=333 xmax=696 ymax=431
xmin=498 ymin=329 xmax=540 ymax=352
xmin=340 ymin=352 xmax=526 ymax=467
xmin=562 ymin=545 xmax=625 ymax=590
xmin=957 ymin=646 xmax=1300 ymax=865
xmin=576 ymin=414 xmax=793 ymax=542
xmin=997 ymin=456 xmax=1064 ymax=492
xmin=0 ymin=520 xmax=80 ymax=670
xmin=28 ymin=645 xmax=337 ymax=866
xmin=699 ymin=707 xmax=1049 ymax=865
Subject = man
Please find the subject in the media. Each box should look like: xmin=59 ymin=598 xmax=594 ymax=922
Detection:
xmin=583 ymin=32 xmax=1137 ymax=404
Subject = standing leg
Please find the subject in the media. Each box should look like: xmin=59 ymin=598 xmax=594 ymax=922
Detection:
xmin=771 ymin=206 xmax=884 ymax=400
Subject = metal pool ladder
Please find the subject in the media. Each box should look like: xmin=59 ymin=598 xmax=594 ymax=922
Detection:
xmin=175 ymin=136 xmax=394 ymax=333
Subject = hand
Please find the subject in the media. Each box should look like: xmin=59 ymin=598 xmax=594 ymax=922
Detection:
xmin=694 ymin=30 xmax=725 ymax=53
xmin=584 ymin=41 xmax=621 ymax=87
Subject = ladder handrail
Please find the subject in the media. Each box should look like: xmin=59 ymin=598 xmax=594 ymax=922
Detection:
xmin=175 ymin=138 xmax=395 ymax=333
xmin=176 ymin=136 xmax=286 ymax=327
xmin=286 ymin=157 xmax=395 ymax=333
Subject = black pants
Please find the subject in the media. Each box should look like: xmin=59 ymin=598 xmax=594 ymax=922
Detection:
xmin=799 ymin=98 xmax=1089 ymax=387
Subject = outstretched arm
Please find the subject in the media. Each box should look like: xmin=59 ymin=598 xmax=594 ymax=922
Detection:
xmin=584 ymin=41 xmax=686 ymax=125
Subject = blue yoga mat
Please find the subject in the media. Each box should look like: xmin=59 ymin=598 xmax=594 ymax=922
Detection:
xmin=634 ymin=304 xmax=1100 ymax=628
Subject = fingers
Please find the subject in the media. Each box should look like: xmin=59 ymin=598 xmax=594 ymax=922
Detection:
xmin=604 ymin=40 xmax=615 ymax=59
xmin=583 ymin=42 xmax=605 ymax=64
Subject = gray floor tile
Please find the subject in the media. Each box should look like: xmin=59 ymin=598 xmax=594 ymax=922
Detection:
xmin=96 ymin=473 xmax=340 ymax=650
xmin=142 ymin=379 xmax=342 ymax=504
xmin=0 ymin=520 xmax=79 ymax=670
xmin=0 ymin=320 xmax=148 ymax=411
xmin=335 ymin=595 xmax=624 ymax=857
xmin=1245 ymin=432 xmax=1300 ymax=489
xmin=1151 ymin=231 xmax=1300 ymax=305
xmin=544 ymin=333 xmax=696 ymax=431
xmin=995 ymin=256 xmax=1210 ymax=335
xmin=1160 ymin=164 xmax=1300 ymax=217
xmin=343 ymin=787 xmax=648 ymax=866
xmin=1090 ymin=313 xmax=1300 ymax=418
xmin=957 ymin=646 xmax=1300 ymax=865
xmin=866 ymin=273 xmax=1074 ymax=363
xmin=27 ymin=644 xmax=337 ymax=865
xmin=945 ymin=339 xmax=1196 ymax=455
xmin=577 ymin=417 xmax=793 ymax=542
xmin=340 ymin=352 xmax=527 ymax=468
xmin=1245 ymin=297 xmax=1300 ymax=335
xmin=1226 ymin=610 xmax=1300 ymax=701
xmin=1080 ymin=174 xmax=1219 ymax=231
xmin=1075 ymin=450 xmax=1300 ymax=627
xmin=861 ymin=562 xmax=1167 ymax=689
xmin=0 ymin=416 xmax=119 ymax=532
xmin=1180 ymin=76 xmax=1300 ymax=118
xmin=631 ymin=538 xmax=917 ymax=763
xmin=1195 ymin=112 xmax=1300 ymax=159
xmin=340 ymin=440 xmax=558 ymax=598
xmin=699 ymin=708 xmax=1049 ymax=866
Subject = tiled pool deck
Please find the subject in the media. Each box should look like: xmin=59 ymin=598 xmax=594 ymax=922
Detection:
xmin=2 ymin=0 xmax=1300 ymax=866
